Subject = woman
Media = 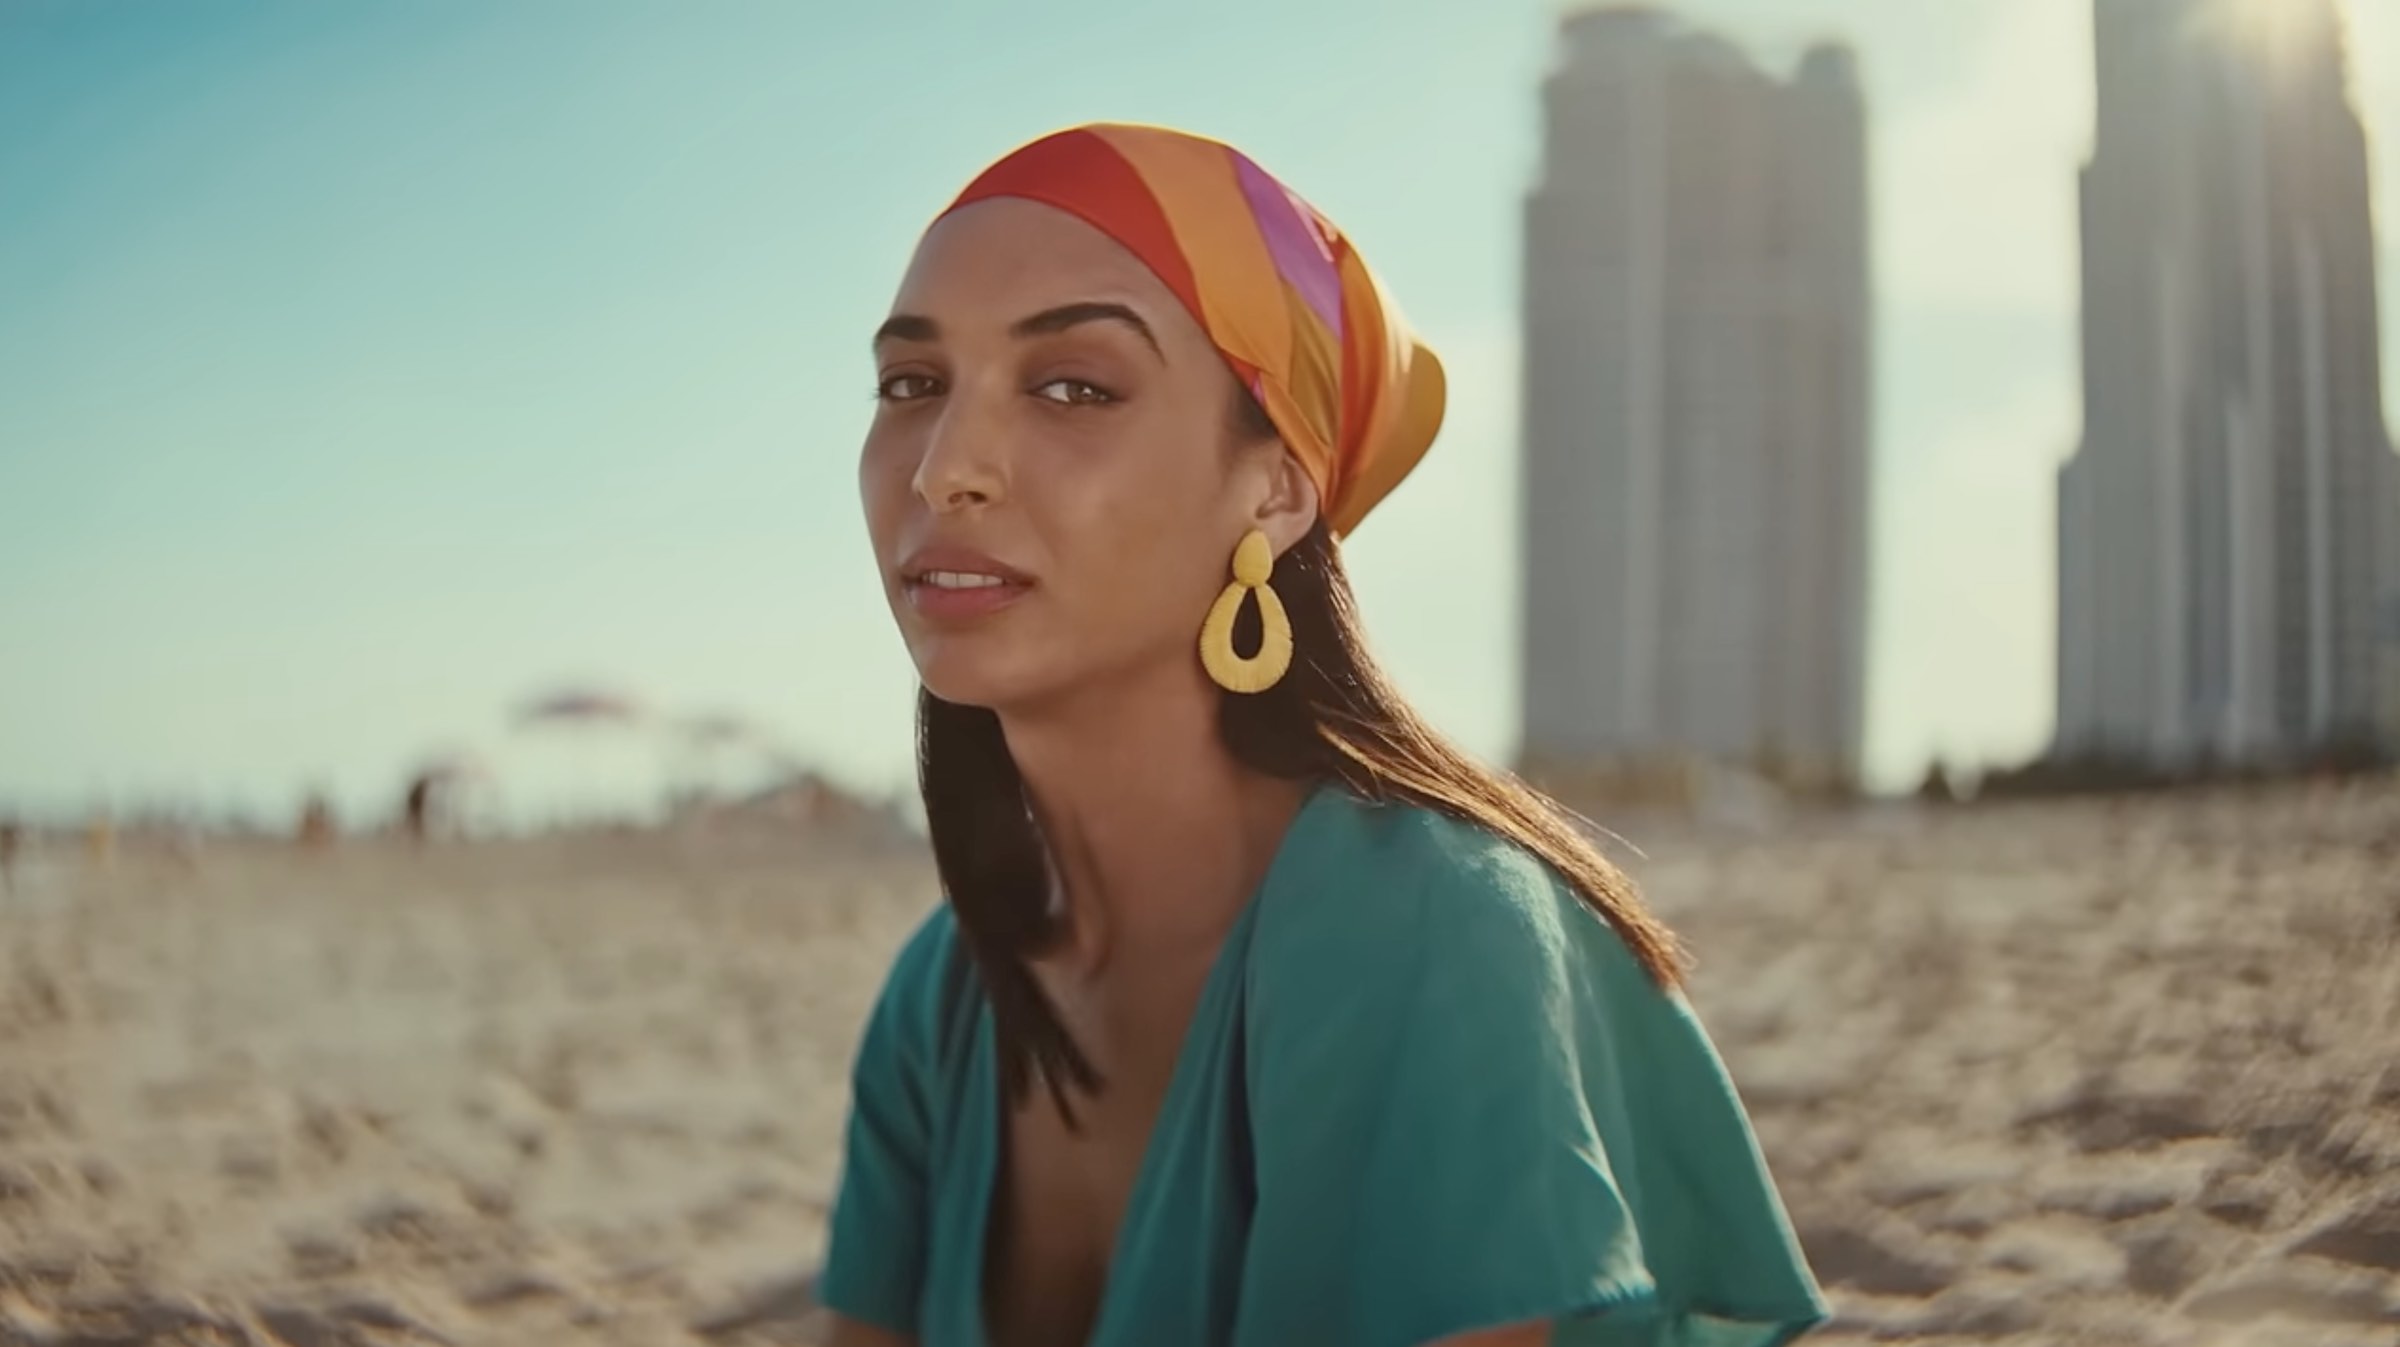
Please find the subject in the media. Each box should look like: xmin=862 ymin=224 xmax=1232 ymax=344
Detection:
xmin=824 ymin=123 xmax=1827 ymax=1347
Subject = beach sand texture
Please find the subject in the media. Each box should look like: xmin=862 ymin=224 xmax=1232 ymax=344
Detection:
xmin=2 ymin=781 xmax=2396 ymax=1345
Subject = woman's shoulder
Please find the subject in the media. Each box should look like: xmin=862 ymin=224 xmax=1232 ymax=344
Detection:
xmin=1274 ymin=786 xmax=1629 ymax=947
xmin=1257 ymin=785 xmax=1655 ymax=998
xmin=1239 ymin=788 xmax=1830 ymax=1341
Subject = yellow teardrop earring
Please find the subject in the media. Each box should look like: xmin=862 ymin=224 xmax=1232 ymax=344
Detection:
xmin=1199 ymin=528 xmax=1293 ymax=694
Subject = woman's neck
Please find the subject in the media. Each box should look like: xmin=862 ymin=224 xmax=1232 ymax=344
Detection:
xmin=998 ymin=665 xmax=1305 ymax=977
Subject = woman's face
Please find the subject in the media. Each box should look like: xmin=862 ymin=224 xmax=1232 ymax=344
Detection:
xmin=861 ymin=198 xmax=1313 ymax=713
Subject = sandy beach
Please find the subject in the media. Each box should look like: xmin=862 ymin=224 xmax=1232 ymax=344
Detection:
xmin=3 ymin=781 xmax=2396 ymax=1345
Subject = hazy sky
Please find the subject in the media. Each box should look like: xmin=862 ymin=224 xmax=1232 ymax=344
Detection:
xmin=3 ymin=0 xmax=2395 ymax=821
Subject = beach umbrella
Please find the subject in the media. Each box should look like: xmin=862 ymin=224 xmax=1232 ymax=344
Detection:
xmin=514 ymin=690 xmax=643 ymax=727
xmin=510 ymin=687 xmax=647 ymax=825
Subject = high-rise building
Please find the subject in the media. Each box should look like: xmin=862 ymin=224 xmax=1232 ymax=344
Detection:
xmin=2057 ymin=0 xmax=2400 ymax=767
xmin=1519 ymin=7 xmax=1871 ymax=793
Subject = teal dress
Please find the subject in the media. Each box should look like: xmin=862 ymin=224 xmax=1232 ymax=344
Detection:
xmin=819 ymin=784 xmax=1829 ymax=1346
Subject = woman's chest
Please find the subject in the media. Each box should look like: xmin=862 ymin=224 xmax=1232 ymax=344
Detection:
xmin=982 ymin=1090 xmax=1163 ymax=1347
xmin=921 ymin=974 xmax=1259 ymax=1347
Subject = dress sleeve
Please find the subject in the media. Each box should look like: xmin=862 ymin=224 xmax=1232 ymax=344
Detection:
xmin=1236 ymin=834 xmax=1829 ymax=1347
xmin=816 ymin=907 xmax=956 ymax=1337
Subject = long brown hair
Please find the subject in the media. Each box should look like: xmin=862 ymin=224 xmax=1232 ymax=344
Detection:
xmin=916 ymin=387 xmax=1689 ymax=1118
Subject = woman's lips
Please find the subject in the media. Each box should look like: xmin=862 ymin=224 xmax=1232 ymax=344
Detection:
xmin=905 ymin=568 xmax=1033 ymax=620
xmin=898 ymin=545 xmax=1035 ymax=621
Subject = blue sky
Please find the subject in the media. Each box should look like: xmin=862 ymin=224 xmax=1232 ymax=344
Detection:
xmin=3 ymin=0 xmax=2395 ymax=823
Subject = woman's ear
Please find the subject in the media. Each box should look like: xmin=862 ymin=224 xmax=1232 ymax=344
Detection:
xmin=1251 ymin=447 xmax=1321 ymax=556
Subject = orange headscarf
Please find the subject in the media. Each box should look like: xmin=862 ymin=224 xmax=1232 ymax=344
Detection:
xmin=938 ymin=123 xmax=1447 ymax=539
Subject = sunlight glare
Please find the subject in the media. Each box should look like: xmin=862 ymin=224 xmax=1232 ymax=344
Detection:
xmin=2203 ymin=0 xmax=2342 ymax=82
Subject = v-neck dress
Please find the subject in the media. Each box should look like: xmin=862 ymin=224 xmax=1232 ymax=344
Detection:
xmin=818 ymin=785 xmax=1829 ymax=1346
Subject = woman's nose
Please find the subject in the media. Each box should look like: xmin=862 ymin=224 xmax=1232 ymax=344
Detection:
xmin=911 ymin=392 xmax=1007 ymax=513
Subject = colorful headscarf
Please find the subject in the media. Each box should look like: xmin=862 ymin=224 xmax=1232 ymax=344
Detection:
xmin=936 ymin=123 xmax=1446 ymax=539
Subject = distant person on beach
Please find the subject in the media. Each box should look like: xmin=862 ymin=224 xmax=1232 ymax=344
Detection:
xmin=404 ymin=774 xmax=434 ymax=845
xmin=297 ymin=793 xmax=335 ymax=850
xmin=0 ymin=816 xmax=18 ymax=893
xmin=819 ymin=126 xmax=1826 ymax=1347
xmin=84 ymin=812 xmax=113 ymax=869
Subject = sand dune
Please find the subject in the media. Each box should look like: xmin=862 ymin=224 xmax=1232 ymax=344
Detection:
xmin=2 ymin=781 xmax=2396 ymax=1344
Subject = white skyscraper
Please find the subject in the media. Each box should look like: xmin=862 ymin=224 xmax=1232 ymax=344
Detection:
xmin=1519 ymin=7 xmax=1871 ymax=793
xmin=2057 ymin=0 xmax=2400 ymax=767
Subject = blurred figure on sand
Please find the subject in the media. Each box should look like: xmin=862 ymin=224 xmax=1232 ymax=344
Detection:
xmin=405 ymin=773 xmax=436 ymax=845
xmin=298 ymin=793 xmax=336 ymax=850
xmin=400 ymin=756 xmax=491 ymax=844
xmin=0 ymin=815 xmax=19 ymax=893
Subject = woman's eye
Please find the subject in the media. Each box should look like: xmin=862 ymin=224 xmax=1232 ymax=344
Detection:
xmin=1033 ymin=378 xmax=1116 ymax=406
xmin=876 ymin=374 xmax=941 ymax=402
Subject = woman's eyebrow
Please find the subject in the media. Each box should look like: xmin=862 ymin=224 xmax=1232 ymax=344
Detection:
xmin=872 ymin=313 xmax=937 ymax=350
xmin=872 ymin=302 xmax=1164 ymax=362
xmin=1010 ymin=302 xmax=1163 ymax=361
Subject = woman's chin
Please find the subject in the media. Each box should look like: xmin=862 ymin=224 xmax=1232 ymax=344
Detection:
xmin=911 ymin=635 xmax=1190 ymax=715
xmin=912 ymin=652 xmax=1054 ymax=713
